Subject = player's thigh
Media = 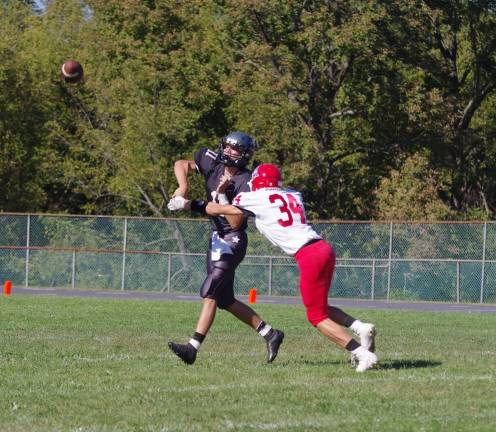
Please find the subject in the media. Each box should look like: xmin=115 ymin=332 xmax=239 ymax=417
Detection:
xmin=297 ymin=244 xmax=335 ymax=313
xmin=200 ymin=255 xmax=235 ymax=298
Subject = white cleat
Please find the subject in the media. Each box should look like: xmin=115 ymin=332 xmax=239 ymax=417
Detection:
xmin=350 ymin=323 xmax=377 ymax=367
xmin=356 ymin=323 xmax=377 ymax=352
xmin=354 ymin=348 xmax=378 ymax=373
xmin=350 ymin=353 xmax=358 ymax=367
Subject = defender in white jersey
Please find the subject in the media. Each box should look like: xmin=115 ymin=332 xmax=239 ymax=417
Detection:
xmin=202 ymin=164 xmax=378 ymax=372
xmin=233 ymin=187 xmax=321 ymax=255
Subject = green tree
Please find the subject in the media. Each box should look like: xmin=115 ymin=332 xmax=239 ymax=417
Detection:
xmin=2 ymin=0 xmax=496 ymax=220
xmin=0 ymin=2 xmax=49 ymax=211
xmin=46 ymin=0 xmax=235 ymax=216
xmin=372 ymin=0 xmax=496 ymax=216
xmin=218 ymin=0 xmax=496 ymax=219
xmin=375 ymin=152 xmax=453 ymax=220
xmin=219 ymin=0 xmax=388 ymax=219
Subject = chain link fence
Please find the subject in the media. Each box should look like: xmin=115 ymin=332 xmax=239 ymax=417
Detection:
xmin=0 ymin=213 xmax=495 ymax=303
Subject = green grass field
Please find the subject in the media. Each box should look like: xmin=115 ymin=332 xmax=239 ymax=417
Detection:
xmin=1 ymin=295 xmax=495 ymax=432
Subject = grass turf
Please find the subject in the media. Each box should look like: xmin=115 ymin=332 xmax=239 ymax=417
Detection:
xmin=0 ymin=295 xmax=495 ymax=431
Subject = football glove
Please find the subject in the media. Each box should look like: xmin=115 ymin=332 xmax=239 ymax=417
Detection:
xmin=167 ymin=196 xmax=191 ymax=211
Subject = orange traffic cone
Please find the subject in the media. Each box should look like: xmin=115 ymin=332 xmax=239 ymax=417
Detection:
xmin=3 ymin=280 xmax=12 ymax=296
xmin=248 ymin=288 xmax=257 ymax=304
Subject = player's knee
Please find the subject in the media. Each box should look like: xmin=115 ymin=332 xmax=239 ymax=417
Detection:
xmin=200 ymin=274 xmax=214 ymax=298
xmin=306 ymin=307 xmax=329 ymax=327
xmin=200 ymin=266 xmax=235 ymax=306
xmin=217 ymin=297 xmax=235 ymax=310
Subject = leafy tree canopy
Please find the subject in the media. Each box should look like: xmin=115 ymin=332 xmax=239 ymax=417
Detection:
xmin=0 ymin=0 xmax=495 ymax=220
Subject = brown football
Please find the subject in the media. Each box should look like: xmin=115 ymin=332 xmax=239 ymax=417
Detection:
xmin=61 ymin=60 xmax=84 ymax=83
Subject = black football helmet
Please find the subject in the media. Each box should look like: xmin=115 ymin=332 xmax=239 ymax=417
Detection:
xmin=217 ymin=131 xmax=257 ymax=168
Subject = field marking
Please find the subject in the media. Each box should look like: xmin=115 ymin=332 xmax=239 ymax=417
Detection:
xmin=223 ymin=419 xmax=325 ymax=430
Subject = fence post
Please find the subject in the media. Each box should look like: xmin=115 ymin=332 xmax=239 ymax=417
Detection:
xmin=371 ymin=259 xmax=375 ymax=300
xmin=25 ymin=214 xmax=31 ymax=288
xmin=121 ymin=217 xmax=128 ymax=291
xmin=456 ymin=261 xmax=460 ymax=303
xmin=167 ymin=253 xmax=172 ymax=293
xmin=71 ymin=250 xmax=76 ymax=289
xmin=480 ymin=222 xmax=487 ymax=304
xmin=386 ymin=221 xmax=393 ymax=301
xmin=268 ymin=257 xmax=273 ymax=296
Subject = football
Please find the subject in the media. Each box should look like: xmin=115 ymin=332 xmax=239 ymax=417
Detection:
xmin=61 ymin=60 xmax=84 ymax=83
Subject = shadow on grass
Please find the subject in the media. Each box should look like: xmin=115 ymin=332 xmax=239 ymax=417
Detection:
xmin=377 ymin=359 xmax=442 ymax=370
xmin=283 ymin=358 xmax=346 ymax=367
xmin=276 ymin=358 xmax=442 ymax=369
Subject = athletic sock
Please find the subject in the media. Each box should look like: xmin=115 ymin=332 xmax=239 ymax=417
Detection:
xmin=328 ymin=306 xmax=356 ymax=327
xmin=345 ymin=339 xmax=361 ymax=352
xmin=188 ymin=332 xmax=205 ymax=351
xmin=256 ymin=321 xmax=274 ymax=340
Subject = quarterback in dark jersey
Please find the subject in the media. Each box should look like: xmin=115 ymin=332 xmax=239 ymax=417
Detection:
xmin=167 ymin=132 xmax=284 ymax=365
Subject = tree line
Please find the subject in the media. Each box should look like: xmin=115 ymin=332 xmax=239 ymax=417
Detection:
xmin=1 ymin=0 xmax=495 ymax=220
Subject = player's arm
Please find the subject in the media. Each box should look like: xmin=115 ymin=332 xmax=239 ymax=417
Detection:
xmin=224 ymin=213 xmax=246 ymax=231
xmin=205 ymin=203 xmax=243 ymax=216
xmin=206 ymin=203 xmax=249 ymax=230
xmin=172 ymin=159 xmax=197 ymax=198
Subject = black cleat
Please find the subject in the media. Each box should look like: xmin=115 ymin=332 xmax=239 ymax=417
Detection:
xmin=266 ymin=329 xmax=284 ymax=363
xmin=168 ymin=342 xmax=197 ymax=365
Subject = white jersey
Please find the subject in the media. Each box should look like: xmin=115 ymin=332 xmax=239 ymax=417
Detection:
xmin=233 ymin=188 xmax=321 ymax=255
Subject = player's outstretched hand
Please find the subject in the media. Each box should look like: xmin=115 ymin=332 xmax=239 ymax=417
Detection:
xmin=167 ymin=196 xmax=191 ymax=211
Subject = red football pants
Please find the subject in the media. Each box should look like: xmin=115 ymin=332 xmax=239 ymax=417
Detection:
xmin=295 ymin=240 xmax=336 ymax=326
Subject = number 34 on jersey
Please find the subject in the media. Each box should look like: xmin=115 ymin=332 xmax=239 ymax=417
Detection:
xmin=233 ymin=189 xmax=319 ymax=255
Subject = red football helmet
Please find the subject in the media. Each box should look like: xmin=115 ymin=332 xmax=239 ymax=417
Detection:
xmin=249 ymin=163 xmax=282 ymax=191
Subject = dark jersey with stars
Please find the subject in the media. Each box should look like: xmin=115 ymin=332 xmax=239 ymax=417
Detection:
xmin=194 ymin=147 xmax=251 ymax=235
